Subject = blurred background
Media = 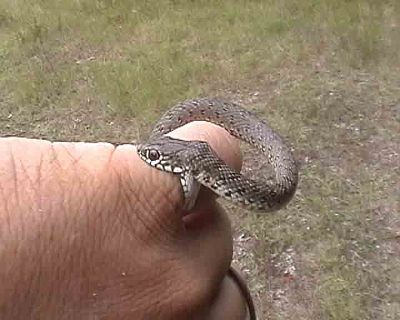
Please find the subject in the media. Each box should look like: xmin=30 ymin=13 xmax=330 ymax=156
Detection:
xmin=0 ymin=1 xmax=398 ymax=319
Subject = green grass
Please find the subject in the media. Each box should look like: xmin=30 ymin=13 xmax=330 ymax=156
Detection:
xmin=1 ymin=0 xmax=399 ymax=319
xmin=1 ymin=0 xmax=398 ymax=116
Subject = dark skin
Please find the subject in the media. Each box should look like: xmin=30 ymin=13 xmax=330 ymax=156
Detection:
xmin=0 ymin=122 xmax=248 ymax=320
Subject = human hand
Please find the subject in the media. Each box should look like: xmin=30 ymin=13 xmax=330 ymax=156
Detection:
xmin=0 ymin=122 xmax=248 ymax=319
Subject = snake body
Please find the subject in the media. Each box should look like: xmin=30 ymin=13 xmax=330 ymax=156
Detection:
xmin=137 ymin=98 xmax=299 ymax=320
xmin=137 ymin=98 xmax=298 ymax=212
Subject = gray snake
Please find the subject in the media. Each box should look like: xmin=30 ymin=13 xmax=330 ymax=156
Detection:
xmin=137 ymin=97 xmax=298 ymax=212
xmin=137 ymin=98 xmax=299 ymax=320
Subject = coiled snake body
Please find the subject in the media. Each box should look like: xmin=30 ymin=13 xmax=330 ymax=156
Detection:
xmin=137 ymin=98 xmax=298 ymax=212
xmin=137 ymin=98 xmax=298 ymax=320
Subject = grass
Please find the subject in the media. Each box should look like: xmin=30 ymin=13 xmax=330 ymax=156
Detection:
xmin=0 ymin=0 xmax=399 ymax=319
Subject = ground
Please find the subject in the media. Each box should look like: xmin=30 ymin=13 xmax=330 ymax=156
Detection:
xmin=0 ymin=1 xmax=399 ymax=319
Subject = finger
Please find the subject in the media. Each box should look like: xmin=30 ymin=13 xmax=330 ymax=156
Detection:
xmin=113 ymin=121 xmax=243 ymax=240
xmin=208 ymin=275 xmax=249 ymax=320
xmin=167 ymin=121 xmax=242 ymax=172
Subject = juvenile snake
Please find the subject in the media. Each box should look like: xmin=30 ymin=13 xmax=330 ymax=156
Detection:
xmin=137 ymin=97 xmax=298 ymax=212
xmin=137 ymin=98 xmax=298 ymax=320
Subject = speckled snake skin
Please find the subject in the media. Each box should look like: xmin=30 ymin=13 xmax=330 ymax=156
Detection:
xmin=137 ymin=97 xmax=298 ymax=212
xmin=137 ymin=97 xmax=299 ymax=320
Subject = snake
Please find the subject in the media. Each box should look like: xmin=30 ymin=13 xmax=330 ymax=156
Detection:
xmin=137 ymin=97 xmax=298 ymax=212
xmin=136 ymin=98 xmax=299 ymax=320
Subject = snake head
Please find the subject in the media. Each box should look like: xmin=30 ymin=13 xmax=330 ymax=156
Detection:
xmin=137 ymin=135 xmax=208 ymax=210
xmin=137 ymin=135 xmax=204 ymax=174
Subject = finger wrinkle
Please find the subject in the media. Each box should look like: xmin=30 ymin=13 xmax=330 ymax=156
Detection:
xmin=135 ymin=171 xmax=183 ymax=240
xmin=107 ymin=152 xmax=135 ymax=243
xmin=108 ymin=148 xmax=156 ymax=244
xmin=120 ymin=184 xmax=162 ymax=245
xmin=136 ymin=173 xmax=180 ymax=244
xmin=8 ymin=142 xmax=20 ymax=208
xmin=129 ymin=181 xmax=172 ymax=243
xmin=111 ymin=158 xmax=162 ymax=245
xmin=112 ymin=145 xmax=183 ymax=244
xmin=0 ymin=184 xmax=11 ymax=236
xmin=0 ymin=142 xmax=25 ymax=242
xmin=35 ymin=151 xmax=45 ymax=211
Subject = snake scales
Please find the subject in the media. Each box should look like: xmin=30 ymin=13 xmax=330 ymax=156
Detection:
xmin=137 ymin=97 xmax=298 ymax=212
xmin=137 ymin=98 xmax=298 ymax=320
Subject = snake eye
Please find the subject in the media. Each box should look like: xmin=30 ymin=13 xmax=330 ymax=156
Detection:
xmin=147 ymin=149 xmax=160 ymax=162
